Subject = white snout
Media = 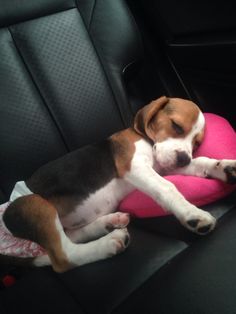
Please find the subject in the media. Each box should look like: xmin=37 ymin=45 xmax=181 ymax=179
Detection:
xmin=153 ymin=138 xmax=192 ymax=171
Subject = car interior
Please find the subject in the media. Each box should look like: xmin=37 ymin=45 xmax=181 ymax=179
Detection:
xmin=0 ymin=0 xmax=236 ymax=313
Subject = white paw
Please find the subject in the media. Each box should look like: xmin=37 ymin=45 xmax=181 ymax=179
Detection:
xmin=181 ymin=208 xmax=216 ymax=235
xmin=105 ymin=212 xmax=130 ymax=232
xmin=105 ymin=228 xmax=130 ymax=257
xmin=220 ymin=160 xmax=236 ymax=184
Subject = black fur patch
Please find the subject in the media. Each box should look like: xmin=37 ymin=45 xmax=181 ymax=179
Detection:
xmin=26 ymin=139 xmax=118 ymax=207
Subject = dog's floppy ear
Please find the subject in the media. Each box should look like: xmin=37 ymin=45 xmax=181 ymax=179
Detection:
xmin=134 ymin=96 xmax=169 ymax=141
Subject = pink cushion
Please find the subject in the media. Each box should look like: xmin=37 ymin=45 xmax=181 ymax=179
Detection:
xmin=119 ymin=113 xmax=236 ymax=218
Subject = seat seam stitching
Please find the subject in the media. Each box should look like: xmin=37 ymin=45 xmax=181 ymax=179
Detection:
xmin=88 ymin=0 xmax=97 ymax=31
xmin=7 ymin=27 xmax=70 ymax=152
xmin=76 ymin=2 xmax=130 ymax=128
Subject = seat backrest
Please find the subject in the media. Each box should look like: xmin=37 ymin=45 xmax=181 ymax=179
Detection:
xmin=0 ymin=0 xmax=143 ymax=199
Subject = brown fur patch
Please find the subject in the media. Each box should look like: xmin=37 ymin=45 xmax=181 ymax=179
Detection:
xmin=149 ymin=98 xmax=201 ymax=142
xmin=132 ymin=96 xmax=202 ymax=144
xmin=111 ymin=128 xmax=141 ymax=177
xmin=3 ymin=195 xmax=70 ymax=272
xmin=133 ymin=96 xmax=169 ymax=141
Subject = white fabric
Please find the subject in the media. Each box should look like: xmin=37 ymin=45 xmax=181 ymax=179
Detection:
xmin=10 ymin=181 xmax=33 ymax=202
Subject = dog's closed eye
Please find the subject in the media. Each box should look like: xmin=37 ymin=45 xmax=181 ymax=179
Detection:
xmin=171 ymin=120 xmax=184 ymax=135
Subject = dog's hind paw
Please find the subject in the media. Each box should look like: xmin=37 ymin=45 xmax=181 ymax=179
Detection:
xmin=105 ymin=212 xmax=130 ymax=232
xmin=106 ymin=228 xmax=130 ymax=257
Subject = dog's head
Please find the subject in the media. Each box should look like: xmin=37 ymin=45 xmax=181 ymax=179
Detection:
xmin=134 ymin=96 xmax=205 ymax=171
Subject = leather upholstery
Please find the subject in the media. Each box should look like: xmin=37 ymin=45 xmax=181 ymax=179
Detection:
xmin=0 ymin=0 xmax=75 ymax=28
xmin=0 ymin=1 xmax=235 ymax=313
xmin=0 ymin=0 xmax=141 ymax=198
xmin=0 ymin=2 xmax=185 ymax=313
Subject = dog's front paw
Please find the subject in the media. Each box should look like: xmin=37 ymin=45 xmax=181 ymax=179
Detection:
xmin=181 ymin=208 xmax=216 ymax=235
xmin=211 ymin=160 xmax=236 ymax=184
xmin=222 ymin=160 xmax=236 ymax=184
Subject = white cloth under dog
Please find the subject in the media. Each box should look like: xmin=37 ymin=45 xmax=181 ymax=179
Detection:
xmin=0 ymin=181 xmax=46 ymax=258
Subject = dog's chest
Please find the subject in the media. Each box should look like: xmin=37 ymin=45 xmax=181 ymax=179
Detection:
xmin=60 ymin=178 xmax=133 ymax=229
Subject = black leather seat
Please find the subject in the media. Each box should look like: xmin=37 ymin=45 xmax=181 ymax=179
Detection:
xmin=0 ymin=1 xmax=186 ymax=312
xmin=0 ymin=0 xmax=142 ymax=196
xmin=0 ymin=1 xmax=236 ymax=313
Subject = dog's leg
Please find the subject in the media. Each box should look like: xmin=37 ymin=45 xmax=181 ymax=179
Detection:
xmin=3 ymin=195 xmax=130 ymax=272
xmin=66 ymin=212 xmax=130 ymax=243
xmin=170 ymin=157 xmax=236 ymax=184
xmin=124 ymin=163 xmax=216 ymax=235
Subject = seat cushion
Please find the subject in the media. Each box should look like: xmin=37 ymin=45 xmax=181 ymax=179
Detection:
xmin=119 ymin=113 xmax=236 ymax=218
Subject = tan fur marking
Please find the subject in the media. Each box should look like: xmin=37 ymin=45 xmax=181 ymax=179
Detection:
xmin=111 ymin=128 xmax=141 ymax=177
xmin=134 ymin=96 xmax=169 ymax=141
xmin=132 ymin=96 xmax=202 ymax=143
xmin=5 ymin=195 xmax=70 ymax=272
xmin=149 ymin=98 xmax=201 ymax=142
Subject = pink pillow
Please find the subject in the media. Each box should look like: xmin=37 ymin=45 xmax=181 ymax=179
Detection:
xmin=119 ymin=113 xmax=236 ymax=218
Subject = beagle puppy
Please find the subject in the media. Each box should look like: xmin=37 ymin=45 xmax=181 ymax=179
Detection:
xmin=1 ymin=96 xmax=236 ymax=272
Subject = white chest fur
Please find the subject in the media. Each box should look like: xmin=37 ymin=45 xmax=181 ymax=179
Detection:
xmin=60 ymin=178 xmax=133 ymax=230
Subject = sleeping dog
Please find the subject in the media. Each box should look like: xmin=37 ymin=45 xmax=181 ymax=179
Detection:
xmin=1 ymin=96 xmax=236 ymax=272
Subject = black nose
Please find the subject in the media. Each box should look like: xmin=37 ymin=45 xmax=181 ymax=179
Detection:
xmin=176 ymin=151 xmax=191 ymax=167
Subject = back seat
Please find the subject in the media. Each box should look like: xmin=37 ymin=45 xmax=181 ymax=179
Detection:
xmin=0 ymin=1 xmax=235 ymax=313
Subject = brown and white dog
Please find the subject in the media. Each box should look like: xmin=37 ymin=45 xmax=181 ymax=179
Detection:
xmin=1 ymin=96 xmax=236 ymax=272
